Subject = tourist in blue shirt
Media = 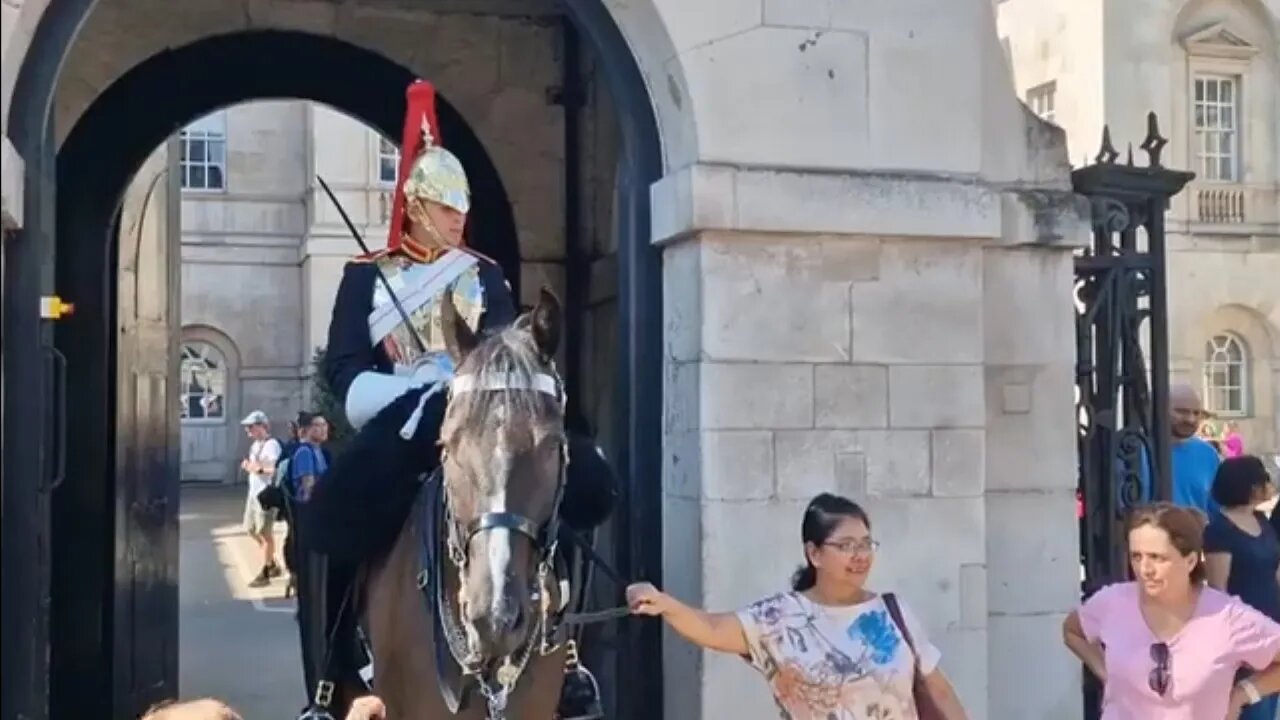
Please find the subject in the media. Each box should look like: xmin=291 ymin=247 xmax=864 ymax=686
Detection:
xmin=290 ymin=412 xmax=330 ymax=502
xmin=286 ymin=410 xmax=332 ymax=709
xmin=1134 ymin=384 xmax=1222 ymax=515
xmin=1168 ymin=384 xmax=1222 ymax=515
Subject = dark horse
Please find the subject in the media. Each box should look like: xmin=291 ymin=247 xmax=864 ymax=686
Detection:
xmin=364 ymin=288 xmax=575 ymax=718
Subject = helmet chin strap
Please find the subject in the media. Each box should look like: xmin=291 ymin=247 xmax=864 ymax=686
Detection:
xmin=405 ymin=198 xmax=461 ymax=255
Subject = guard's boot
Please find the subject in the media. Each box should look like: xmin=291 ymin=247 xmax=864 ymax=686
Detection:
xmin=556 ymin=641 xmax=604 ymax=720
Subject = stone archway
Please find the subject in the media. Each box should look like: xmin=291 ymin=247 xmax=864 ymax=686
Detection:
xmin=4 ymin=5 xmax=665 ymax=719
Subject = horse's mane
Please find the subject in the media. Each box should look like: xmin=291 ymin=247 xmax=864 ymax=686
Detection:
xmin=439 ymin=321 xmax=562 ymax=450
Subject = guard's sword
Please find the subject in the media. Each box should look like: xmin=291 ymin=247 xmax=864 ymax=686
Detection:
xmin=315 ymin=175 xmax=428 ymax=355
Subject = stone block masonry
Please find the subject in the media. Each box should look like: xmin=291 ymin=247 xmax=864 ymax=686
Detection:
xmin=662 ymin=228 xmax=1081 ymax=720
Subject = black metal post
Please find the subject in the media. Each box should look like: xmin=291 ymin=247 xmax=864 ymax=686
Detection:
xmin=1072 ymin=114 xmax=1193 ymax=720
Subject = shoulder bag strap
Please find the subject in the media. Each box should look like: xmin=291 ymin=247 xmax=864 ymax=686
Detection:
xmin=883 ymin=592 xmax=919 ymax=669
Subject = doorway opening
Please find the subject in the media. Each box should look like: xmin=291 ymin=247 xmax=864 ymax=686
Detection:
xmin=22 ymin=25 xmax=661 ymax=718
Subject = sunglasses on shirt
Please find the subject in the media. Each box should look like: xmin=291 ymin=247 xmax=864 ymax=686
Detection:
xmin=1149 ymin=642 xmax=1171 ymax=696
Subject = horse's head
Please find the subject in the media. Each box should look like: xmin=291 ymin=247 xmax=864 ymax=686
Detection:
xmin=438 ymin=286 xmax=565 ymax=663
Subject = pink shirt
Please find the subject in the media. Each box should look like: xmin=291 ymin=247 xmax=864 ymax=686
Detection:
xmin=1079 ymin=582 xmax=1280 ymax=719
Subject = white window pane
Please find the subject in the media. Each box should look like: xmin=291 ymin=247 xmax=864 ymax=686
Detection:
xmin=1221 ymin=81 xmax=1233 ymax=103
xmin=210 ymin=140 xmax=225 ymax=165
xmin=1195 ymin=79 xmax=1204 ymax=102
xmin=1227 ymin=389 xmax=1242 ymax=412
xmin=207 ymin=165 xmax=224 ymax=189
xmin=1220 ymin=157 xmax=1233 ymax=181
xmin=1207 ymin=81 xmax=1218 ymax=103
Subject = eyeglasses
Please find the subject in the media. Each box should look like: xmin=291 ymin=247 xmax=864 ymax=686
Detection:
xmin=1148 ymin=642 xmax=1171 ymax=696
xmin=823 ymin=539 xmax=880 ymax=554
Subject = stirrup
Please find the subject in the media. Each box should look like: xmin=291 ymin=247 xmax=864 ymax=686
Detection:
xmin=296 ymin=681 xmax=337 ymax=720
xmin=556 ymin=641 xmax=603 ymax=720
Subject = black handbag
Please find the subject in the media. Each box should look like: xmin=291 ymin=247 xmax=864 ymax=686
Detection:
xmin=257 ymin=483 xmax=286 ymax=512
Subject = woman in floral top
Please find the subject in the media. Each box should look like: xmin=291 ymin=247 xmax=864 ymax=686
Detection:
xmin=626 ymin=493 xmax=967 ymax=719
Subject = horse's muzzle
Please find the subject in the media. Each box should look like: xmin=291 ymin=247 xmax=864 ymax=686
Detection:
xmin=463 ymin=596 xmax=529 ymax=659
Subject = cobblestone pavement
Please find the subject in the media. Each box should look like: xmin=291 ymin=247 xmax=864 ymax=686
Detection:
xmin=179 ymin=483 xmax=303 ymax=718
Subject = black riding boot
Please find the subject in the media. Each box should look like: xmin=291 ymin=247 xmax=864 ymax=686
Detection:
xmin=554 ymin=434 xmax=616 ymax=719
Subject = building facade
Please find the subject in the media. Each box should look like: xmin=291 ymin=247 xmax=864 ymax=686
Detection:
xmin=174 ymin=101 xmax=394 ymax=481
xmin=5 ymin=1 xmax=1094 ymax=717
xmin=998 ymin=0 xmax=1280 ymax=464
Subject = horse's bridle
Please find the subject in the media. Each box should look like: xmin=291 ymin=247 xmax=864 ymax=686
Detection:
xmin=443 ymin=368 xmax=567 ymax=563
xmin=440 ymin=366 xmax=568 ymax=714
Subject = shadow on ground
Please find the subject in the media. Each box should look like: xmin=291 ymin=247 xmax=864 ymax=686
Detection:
xmin=180 ymin=483 xmax=303 ymax=717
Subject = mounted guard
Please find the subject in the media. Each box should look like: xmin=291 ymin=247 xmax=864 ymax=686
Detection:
xmin=300 ymin=79 xmax=618 ymax=720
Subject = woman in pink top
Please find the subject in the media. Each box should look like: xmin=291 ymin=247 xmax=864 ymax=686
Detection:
xmin=1223 ymin=422 xmax=1245 ymax=459
xmin=1062 ymin=503 xmax=1280 ymax=718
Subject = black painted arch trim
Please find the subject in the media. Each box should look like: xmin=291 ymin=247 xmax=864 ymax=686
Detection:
xmin=58 ymin=30 xmax=520 ymax=283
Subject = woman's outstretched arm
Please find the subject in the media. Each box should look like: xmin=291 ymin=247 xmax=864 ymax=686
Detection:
xmin=627 ymin=582 xmax=749 ymax=655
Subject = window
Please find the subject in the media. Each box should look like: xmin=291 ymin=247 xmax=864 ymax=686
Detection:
xmin=1203 ymin=333 xmax=1248 ymax=416
xmin=181 ymin=341 xmax=227 ymax=422
xmin=1193 ymin=75 xmax=1239 ymax=181
xmin=377 ymin=137 xmax=400 ymax=185
xmin=1027 ymin=81 xmax=1056 ymax=123
xmin=180 ymin=112 xmax=227 ymax=191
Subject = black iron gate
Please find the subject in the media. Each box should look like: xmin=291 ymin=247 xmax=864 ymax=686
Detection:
xmin=1072 ymin=113 xmax=1193 ymax=718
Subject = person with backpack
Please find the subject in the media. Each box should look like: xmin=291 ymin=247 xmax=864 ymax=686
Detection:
xmin=239 ymin=410 xmax=284 ymax=588
xmin=286 ymin=412 xmax=344 ymax=712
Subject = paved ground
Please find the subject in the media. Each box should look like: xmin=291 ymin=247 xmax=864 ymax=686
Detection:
xmin=179 ymin=483 xmax=304 ymax=717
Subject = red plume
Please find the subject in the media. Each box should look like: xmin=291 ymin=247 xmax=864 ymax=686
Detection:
xmin=384 ymin=80 xmax=442 ymax=259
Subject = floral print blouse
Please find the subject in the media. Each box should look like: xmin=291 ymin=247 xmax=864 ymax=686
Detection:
xmin=736 ymin=591 xmax=941 ymax=720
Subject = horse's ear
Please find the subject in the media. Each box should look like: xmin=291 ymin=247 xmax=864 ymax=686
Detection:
xmin=530 ymin=286 xmax=562 ymax=358
xmin=440 ymin=289 xmax=479 ymax=362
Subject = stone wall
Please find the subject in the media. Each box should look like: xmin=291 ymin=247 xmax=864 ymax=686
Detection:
xmin=651 ymin=0 xmax=1089 ymax=716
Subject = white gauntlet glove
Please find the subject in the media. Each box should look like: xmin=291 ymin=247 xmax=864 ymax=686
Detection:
xmin=407 ymin=354 xmax=455 ymax=388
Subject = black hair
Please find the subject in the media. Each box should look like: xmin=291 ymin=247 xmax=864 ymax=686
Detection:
xmin=1211 ymin=455 xmax=1271 ymax=508
xmin=790 ymin=493 xmax=872 ymax=591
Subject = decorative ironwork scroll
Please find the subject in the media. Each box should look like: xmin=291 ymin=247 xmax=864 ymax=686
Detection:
xmin=1072 ymin=113 xmax=1193 ymax=718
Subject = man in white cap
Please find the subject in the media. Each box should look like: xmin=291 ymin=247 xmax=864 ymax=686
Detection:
xmin=240 ymin=409 xmax=284 ymax=587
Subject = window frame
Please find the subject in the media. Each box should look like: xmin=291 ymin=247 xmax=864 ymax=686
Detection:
xmin=179 ymin=111 xmax=228 ymax=193
xmin=1191 ymin=73 xmax=1241 ymax=183
xmin=1026 ymin=80 xmax=1057 ymax=124
xmin=376 ymin=135 xmax=400 ymax=187
xmin=1202 ymin=333 xmax=1250 ymax=418
xmin=180 ymin=340 xmax=229 ymax=425
xmin=1180 ymin=25 xmax=1257 ymax=187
